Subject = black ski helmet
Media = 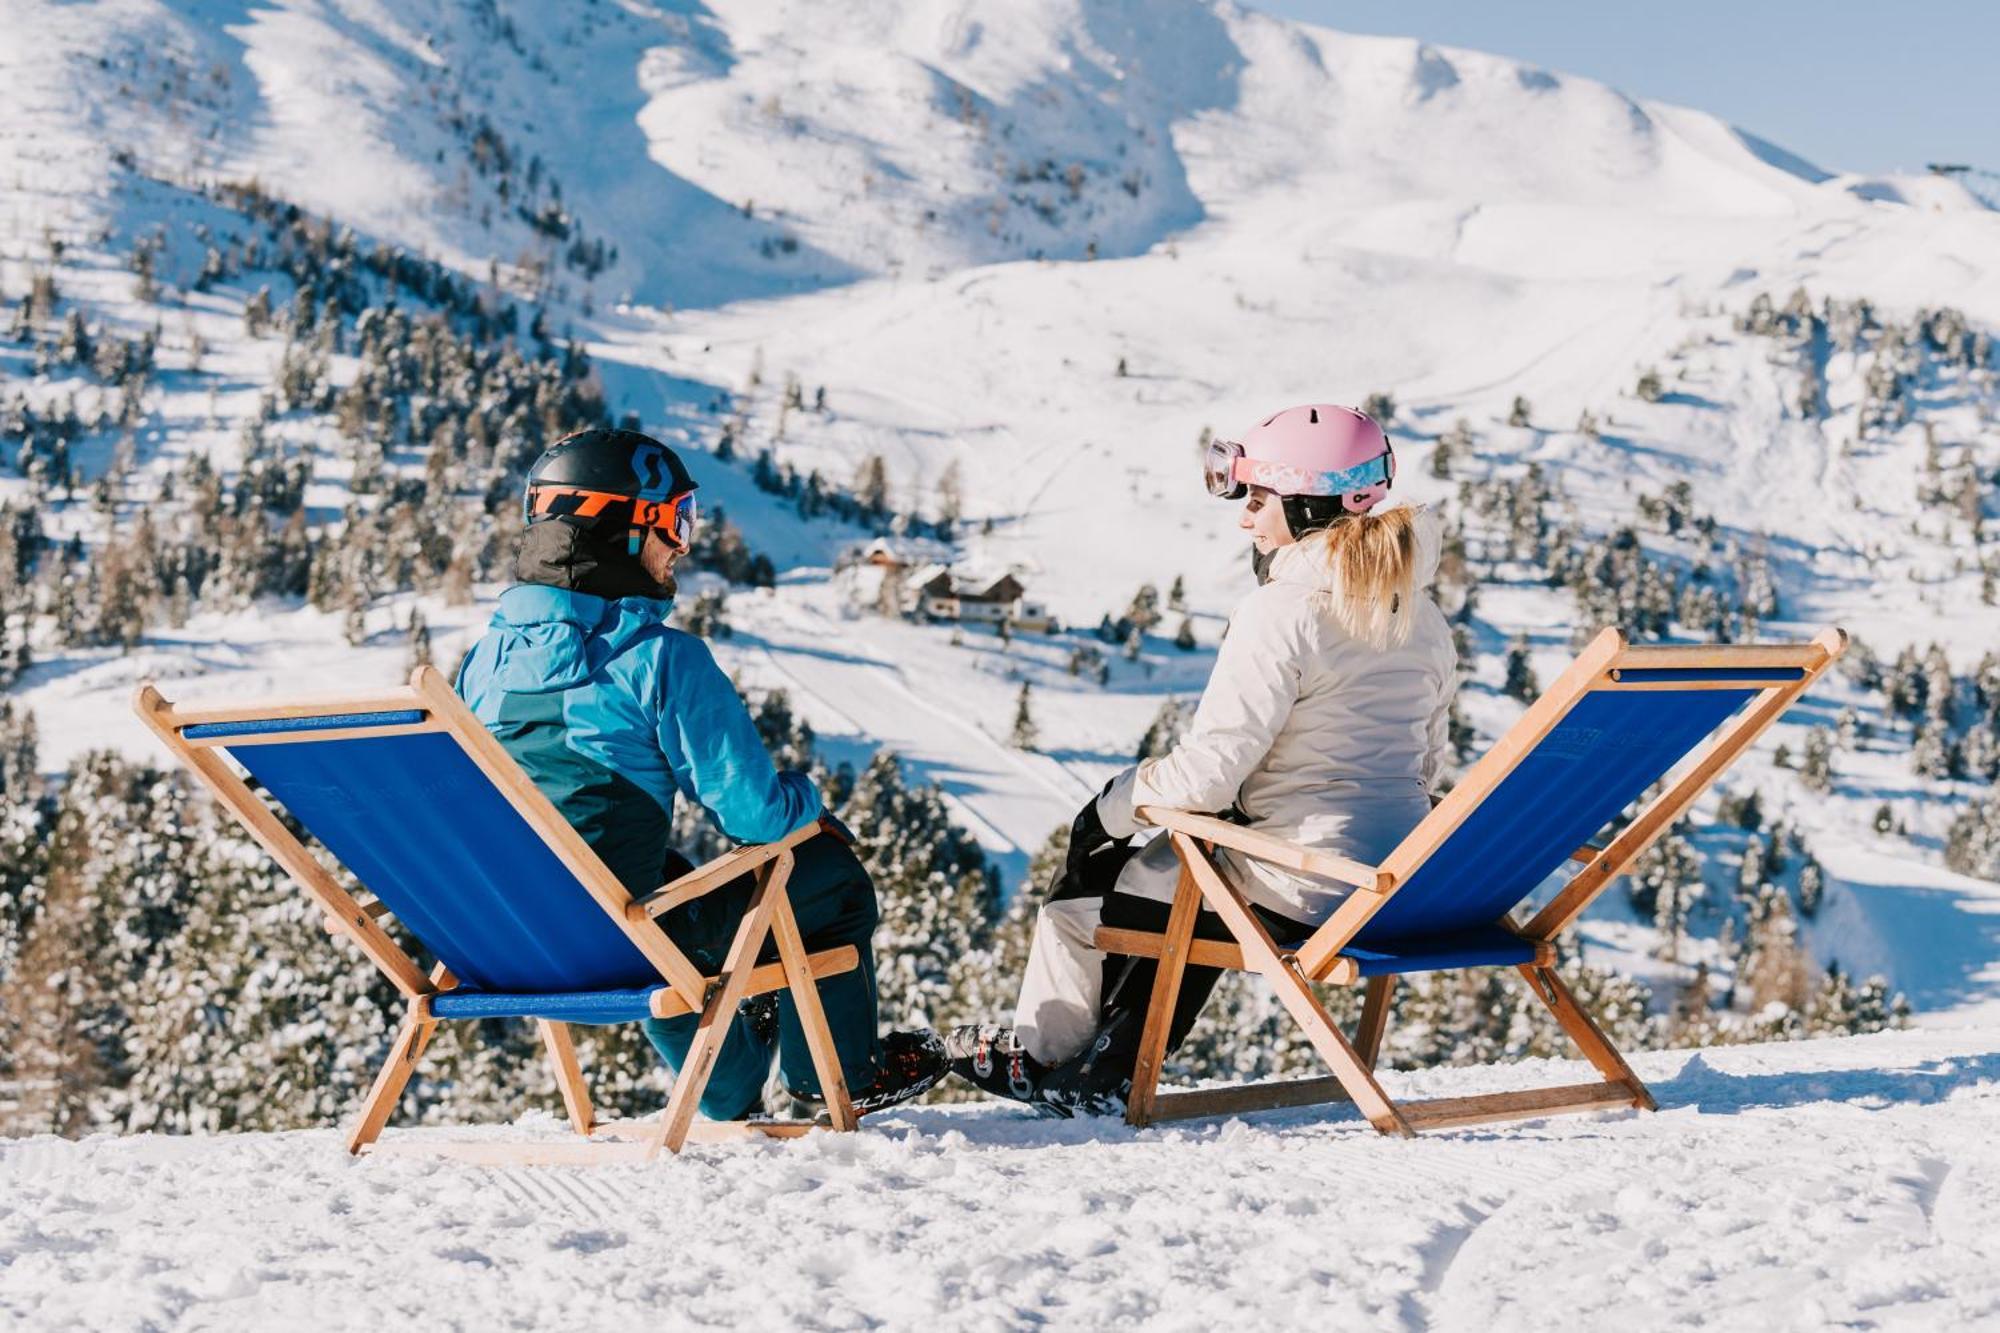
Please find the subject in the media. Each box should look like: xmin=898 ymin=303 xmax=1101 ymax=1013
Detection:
xmin=522 ymin=428 xmax=698 ymax=556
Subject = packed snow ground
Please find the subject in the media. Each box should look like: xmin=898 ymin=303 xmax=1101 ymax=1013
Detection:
xmin=3 ymin=1027 xmax=1997 ymax=1330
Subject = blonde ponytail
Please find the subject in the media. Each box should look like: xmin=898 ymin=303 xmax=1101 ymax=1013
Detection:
xmin=1305 ymin=507 xmax=1420 ymax=650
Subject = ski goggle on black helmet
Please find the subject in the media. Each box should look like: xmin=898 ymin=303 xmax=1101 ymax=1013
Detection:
xmin=522 ymin=428 xmax=699 ymax=557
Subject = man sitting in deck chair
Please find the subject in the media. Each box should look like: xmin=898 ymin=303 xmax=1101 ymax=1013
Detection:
xmin=455 ymin=427 xmax=946 ymax=1120
xmin=947 ymin=405 xmax=1456 ymax=1116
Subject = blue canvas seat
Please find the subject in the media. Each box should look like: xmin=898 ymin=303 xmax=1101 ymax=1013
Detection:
xmin=1097 ymin=628 xmax=1847 ymax=1138
xmin=429 ymin=986 xmax=666 ymax=1025
xmin=136 ymin=667 xmax=864 ymax=1163
xmin=1332 ymin=924 xmax=1540 ymax=977
xmin=194 ymin=724 xmax=667 ymax=997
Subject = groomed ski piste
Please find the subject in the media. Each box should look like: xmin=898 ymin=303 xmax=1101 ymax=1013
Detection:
xmin=4 ymin=1028 xmax=1998 ymax=1329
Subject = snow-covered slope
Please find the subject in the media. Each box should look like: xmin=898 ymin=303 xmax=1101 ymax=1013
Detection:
xmin=4 ymin=1027 xmax=1998 ymax=1328
xmin=4 ymin=0 xmax=1998 ymax=1023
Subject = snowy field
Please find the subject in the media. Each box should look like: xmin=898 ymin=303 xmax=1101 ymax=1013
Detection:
xmin=4 ymin=1027 xmax=1998 ymax=1331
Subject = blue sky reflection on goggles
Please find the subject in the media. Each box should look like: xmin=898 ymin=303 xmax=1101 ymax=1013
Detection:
xmin=629 ymin=491 xmax=698 ymax=556
xmin=1203 ymin=438 xmax=1394 ymax=500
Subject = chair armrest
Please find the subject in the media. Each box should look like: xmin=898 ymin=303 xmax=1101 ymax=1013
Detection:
xmin=625 ymin=818 xmax=825 ymax=923
xmin=1134 ymin=806 xmax=1393 ymax=893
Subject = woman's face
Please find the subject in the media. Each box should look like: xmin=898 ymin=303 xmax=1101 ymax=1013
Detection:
xmin=1239 ymin=486 xmax=1295 ymax=553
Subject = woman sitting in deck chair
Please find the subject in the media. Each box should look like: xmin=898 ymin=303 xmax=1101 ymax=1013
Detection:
xmin=457 ymin=428 xmax=948 ymax=1121
xmin=947 ymin=405 xmax=1457 ymax=1115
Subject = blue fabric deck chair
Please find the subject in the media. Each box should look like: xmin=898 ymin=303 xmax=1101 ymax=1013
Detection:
xmin=133 ymin=665 xmax=861 ymax=1165
xmin=1095 ymin=627 xmax=1848 ymax=1137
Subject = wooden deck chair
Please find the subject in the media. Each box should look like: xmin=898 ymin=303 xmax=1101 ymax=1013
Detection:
xmin=1095 ymin=627 xmax=1847 ymax=1137
xmin=132 ymin=665 xmax=861 ymax=1165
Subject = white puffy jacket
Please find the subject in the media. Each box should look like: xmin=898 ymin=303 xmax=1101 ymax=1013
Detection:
xmin=1098 ymin=505 xmax=1458 ymax=923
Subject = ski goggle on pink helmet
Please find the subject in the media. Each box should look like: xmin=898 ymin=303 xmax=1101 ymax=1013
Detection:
xmin=1204 ymin=404 xmax=1395 ymax=513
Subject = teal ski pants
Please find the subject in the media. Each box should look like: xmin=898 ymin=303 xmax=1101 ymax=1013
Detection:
xmin=640 ymin=831 xmax=883 ymax=1118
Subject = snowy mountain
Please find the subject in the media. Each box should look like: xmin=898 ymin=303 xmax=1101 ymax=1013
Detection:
xmin=2 ymin=0 xmax=1998 ymax=1039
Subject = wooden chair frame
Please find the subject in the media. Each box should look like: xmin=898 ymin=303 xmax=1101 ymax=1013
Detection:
xmin=133 ymin=665 xmax=861 ymax=1164
xmin=1097 ymin=626 xmax=1848 ymax=1137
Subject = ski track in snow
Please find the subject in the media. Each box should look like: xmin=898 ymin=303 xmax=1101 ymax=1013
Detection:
xmin=2 ymin=1029 xmax=1997 ymax=1330
xmin=736 ymin=591 xmax=1098 ymax=873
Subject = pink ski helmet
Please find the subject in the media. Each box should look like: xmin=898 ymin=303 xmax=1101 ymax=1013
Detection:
xmin=1205 ymin=404 xmax=1394 ymax=535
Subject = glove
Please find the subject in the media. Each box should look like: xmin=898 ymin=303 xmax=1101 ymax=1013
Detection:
xmin=1066 ymin=780 xmax=1133 ymax=874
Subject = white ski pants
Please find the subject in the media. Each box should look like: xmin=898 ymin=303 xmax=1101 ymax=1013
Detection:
xmin=1011 ymin=894 xmax=1110 ymax=1066
xmin=1012 ymin=831 xmax=1190 ymax=1065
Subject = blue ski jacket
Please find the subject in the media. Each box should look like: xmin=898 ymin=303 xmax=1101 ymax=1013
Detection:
xmin=455 ymin=584 xmax=822 ymax=891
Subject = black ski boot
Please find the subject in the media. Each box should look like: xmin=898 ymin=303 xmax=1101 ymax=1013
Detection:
xmin=801 ymin=1029 xmax=948 ymax=1123
xmin=1036 ymin=1009 xmax=1139 ymax=1119
xmin=945 ymin=1023 xmax=1058 ymax=1107
xmin=737 ymin=991 xmax=780 ymax=1048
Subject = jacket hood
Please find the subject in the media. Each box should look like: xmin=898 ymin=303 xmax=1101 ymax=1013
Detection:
xmin=1267 ymin=503 xmax=1443 ymax=594
xmin=485 ymin=584 xmax=675 ymax=693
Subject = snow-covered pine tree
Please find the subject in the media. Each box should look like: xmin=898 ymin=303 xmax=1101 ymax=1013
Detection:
xmin=935 ymin=460 xmax=964 ymax=526
xmin=1125 ymin=583 xmax=1162 ymax=633
xmin=843 ymin=752 xmax=999 ymax=1030
xmin=0 ymin=704 xmax=52 ymax=1111
xmin=1797 ymin=858 xmax=1826 ymax=917
xmin=1626 ymin=824 xmax=1699 ymax=918
xmin=1652 ymin=862 xmax=1701 ymax=963
xmin=405 ymin=606 xmax=432 ymax=671
xmin=941 ymin=823 xmax=1065 ymax=1052
xmin=1910 ymin=725 xmax=1951 ymax=780
xmin=109 ymin=777 xmax=411 ymax=1135
xmin=1135 ymin=697 xmax=1190 ymax=761
xmin=1739 ymin=885 xmax=1811 ymax=1022
xmin=1669 ymin=962 xmax=1721 ymax=1047
xmin=1945 ymin=793 xmax=2000 ymax=879
xmin=1502 ymin=632 xmax=1538 ymax=702
xmin=1009 ymin=683 xmax=1038 ymax=750
xmin=1800 ymin=728 xmax=1832 ymax=788
xmin=1735 ymin=835 xmax=1768 ymax=903
xmin=854 ymin=454 xmax=890 ymax=525
xmin=1435 ymin=418 xmax=1474 ymax=484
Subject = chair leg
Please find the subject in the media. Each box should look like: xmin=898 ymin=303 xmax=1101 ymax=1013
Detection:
xmin=649 ymin=859 xmax=787 ymax=1160
xmin=768 ymin=873 xmax=857 ymax=1131
xmin=538 ymin=1021 xmax=594 ymax=1137
xmin=1175 ymin=833 xmax=1415 ymax=1138
xmin=1125 ymin=862 xmax=1203 ymax=1127
xmin=1355 ymin=975 xmax=1395 ymax=1073
xmin=348 ymin=1002 xmax=436 ymax=1155
xmin=1517 ymin=963 xmax=1656 ymax=1111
